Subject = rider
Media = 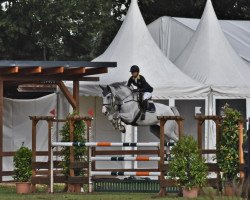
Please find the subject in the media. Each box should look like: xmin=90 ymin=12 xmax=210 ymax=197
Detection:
xmin=127 ymin=65 xmax=153 ymax=120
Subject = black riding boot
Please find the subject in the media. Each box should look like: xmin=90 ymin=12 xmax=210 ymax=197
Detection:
xmin=141 ymin=99 xmax=148 ymax=120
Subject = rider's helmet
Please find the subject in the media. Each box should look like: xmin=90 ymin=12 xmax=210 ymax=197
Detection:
xmin=130 ymin=65 xmax=140 ymax=73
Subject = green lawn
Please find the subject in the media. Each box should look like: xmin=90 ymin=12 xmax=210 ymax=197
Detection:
xmin=0 ymin=184 xmax=243 ymax=200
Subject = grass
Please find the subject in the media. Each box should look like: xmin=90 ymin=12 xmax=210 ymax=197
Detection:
xmin=0 ymin=184 xmax=243 ymax=200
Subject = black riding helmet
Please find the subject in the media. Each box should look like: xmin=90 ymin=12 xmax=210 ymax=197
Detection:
xmin=130 ymin=65 xmax=140 ymax=73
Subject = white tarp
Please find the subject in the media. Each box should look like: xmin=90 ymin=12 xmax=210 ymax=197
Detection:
xmin=148 ymin=16 xmax=250 ymax=66
xmin=3 ymin=93 xmax=69 ymax=181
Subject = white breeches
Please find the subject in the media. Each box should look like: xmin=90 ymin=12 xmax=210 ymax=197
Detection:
xmin=143 ymin=92 xmax=152 ymax=100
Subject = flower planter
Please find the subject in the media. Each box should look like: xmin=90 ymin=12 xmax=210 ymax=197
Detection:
xmin=16 ymin=182 xmax=31 ymax=194
xmin=182 ymin=188 xmax=199 ymax=199
xmin=224 ymin=185 xmax=234 ymax=196
xmin=73 ymin=184 xmax=81 ymax=193
xmin=68 ymin=183 xmax=82 ymax=193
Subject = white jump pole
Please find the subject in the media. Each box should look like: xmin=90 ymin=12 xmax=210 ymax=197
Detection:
xmin=50 ymin=125 xmax=54 ymax=193
xmin=52 ymin=142 xmax=174 ymax=147
xmin=90 ymin=171 xmax=161 ymax=176
xmin=88 ymin=121 xmax=93 ymax=193
xmin=91 ymin=156 xmax=161 ymax=161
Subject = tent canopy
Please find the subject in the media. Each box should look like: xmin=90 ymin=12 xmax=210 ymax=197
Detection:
xmin=148 ymin=16 xmax=250 ymax=66
xmin=174 ymin=0 xmax=250 ymax=92
xmin=76 ymin=0 xmax=208 ymax=98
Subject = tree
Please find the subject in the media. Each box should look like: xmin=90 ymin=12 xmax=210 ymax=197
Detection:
xmin=0 ymin=0 xmax=119 ymax=60
xmin=0 ymin=0 xmax=249 ymax=61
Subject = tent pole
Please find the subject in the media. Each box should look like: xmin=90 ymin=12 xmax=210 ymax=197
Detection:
xmin=0 ymin=80 xmax=3 ymax=182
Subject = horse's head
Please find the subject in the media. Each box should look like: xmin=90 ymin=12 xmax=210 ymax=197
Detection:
xmin=99 ymin=82 xmax=131 ymax=116
xmin=99 ymin=85 xmax=114 ymax=116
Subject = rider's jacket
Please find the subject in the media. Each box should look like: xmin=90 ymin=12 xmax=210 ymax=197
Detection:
xmin=127 ymin=75 xmax=153 ymax=93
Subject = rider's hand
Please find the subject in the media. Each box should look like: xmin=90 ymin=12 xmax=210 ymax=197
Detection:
xmin=133 ymin=89 xmax=139 ymax=92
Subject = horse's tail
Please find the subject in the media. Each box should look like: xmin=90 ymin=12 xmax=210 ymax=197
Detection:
xmin=170 ymin=106 xmax=180 ymax=141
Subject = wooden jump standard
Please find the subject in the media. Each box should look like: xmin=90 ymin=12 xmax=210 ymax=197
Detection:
xmin=195 ymin=115 xmax=245 ymax=190
xmin=30 ymin=115 xmax=92 ymax=193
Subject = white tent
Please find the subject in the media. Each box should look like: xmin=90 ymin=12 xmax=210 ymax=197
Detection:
xmin=77 ymin=0 xmax=208 ymax=98
xmin=174 ymin=0 xmax=250 ymax=150
xmin=175 ymin=0 xmax=250 ymax=89
xmin=71 ymin=0 xmax=209 ymax=170
xmin=148 ymin=17 xmax=250 ymax=66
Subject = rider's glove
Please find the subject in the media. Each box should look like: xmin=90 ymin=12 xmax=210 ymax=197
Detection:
xmin=133 ymin=89 xmax=139 ymax=92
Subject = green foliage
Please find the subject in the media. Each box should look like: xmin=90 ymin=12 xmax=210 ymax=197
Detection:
xmin=60 ymin=113 xmax=86 ymax=176
xmin=169 ymin=136 xmax=208 ymax=190
xmin=217 ymin=105 xmax=243 ymax=182
xmin=13 ymin=146 xmax=32 ymax=182
xmin=0 ymin=0 xmax=249 ymax=60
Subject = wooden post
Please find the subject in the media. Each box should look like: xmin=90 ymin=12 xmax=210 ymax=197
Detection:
xmin=31 ymin=118 xmax=38 ymax=192
xmin=197 ymin=119 xmax=204 ymax=157
xmin=239 ymin=121 xmax=244 ymax=178
xmin=214 ymin=118 xmax=222 ymax=192
xmin=68 ymin=119 xmax=75 ymax=192
xmin=0 ymin=80 xmax=3 ymax=183
xmin=177 ymin=119 xmax=184 ymax=139
xmin=215 ymin=119 xmax=221 ymax=149
xmin=47 ymin=120 xmax=53 ymax=192
xmin=73 ymin=80 xmax=79 ymax=112
xmin=158 ymin=118 xmax=166 ymax=197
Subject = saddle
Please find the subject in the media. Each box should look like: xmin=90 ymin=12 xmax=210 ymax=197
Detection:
xmin=146 ymin=102 xmax=156 ymax=113
xmin=138 ymin=93 xmax=156 ymax=113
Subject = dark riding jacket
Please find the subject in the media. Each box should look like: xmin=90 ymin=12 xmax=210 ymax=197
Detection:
xmin=127 ymin=75 xmax=153 ymax=93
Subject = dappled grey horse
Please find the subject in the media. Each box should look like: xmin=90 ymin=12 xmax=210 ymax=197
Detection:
xmin=100 ymin=82 xmax=180 ymax=142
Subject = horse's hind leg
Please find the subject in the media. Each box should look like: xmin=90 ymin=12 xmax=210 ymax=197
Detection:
xmin=150 ymin=125 xmax=160 ymax=139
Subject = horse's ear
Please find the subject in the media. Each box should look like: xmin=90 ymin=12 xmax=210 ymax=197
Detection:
xmin=107 ymin=85 xmax=111 ymax=91
xmin=107 ymin=85 xmax=115 ymax=94
xmin=99 ymin=85 xmax=106 ymax=91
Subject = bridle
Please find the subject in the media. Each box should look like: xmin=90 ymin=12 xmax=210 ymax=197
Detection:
xmin=103 ymin=87 xmax=139 ymax=113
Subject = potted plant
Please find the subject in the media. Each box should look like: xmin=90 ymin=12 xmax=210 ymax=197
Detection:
xmin=169 ymin=136 xmax=208 ymax=198
xmin=217 ymin=105 xmax=243 ymax=196
xmin=13 ymin=146 xmax=32 ymax=194
xmin=60 ymin=113 xmax=87 ymax=192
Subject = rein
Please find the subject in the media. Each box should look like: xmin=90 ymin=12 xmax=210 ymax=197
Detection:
xmin=116 ymin=90 xmax=139 ymax=108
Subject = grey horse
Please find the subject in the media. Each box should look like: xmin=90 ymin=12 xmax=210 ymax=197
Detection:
xmin=100 ymin=82 xmax=180 ymax=142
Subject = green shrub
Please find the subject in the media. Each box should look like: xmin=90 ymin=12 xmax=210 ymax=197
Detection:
xmin=13 ymin=146 xmax=32 ymax=182
xmin=169 ymin=136 xmax=208 ymax=190
xmin=217 ymin=105 xmax=243 ymax=182
xmin=60 ymin=113 xmax=87 ymax=176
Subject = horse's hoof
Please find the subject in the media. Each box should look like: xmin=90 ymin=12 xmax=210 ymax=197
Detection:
xmin=119 ymin=125 xmax=126 ymax=133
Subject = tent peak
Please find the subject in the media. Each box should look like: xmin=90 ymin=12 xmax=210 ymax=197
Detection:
xmin=131 ymin=0 xmax=138 ymax=4
xmin=174 ymin=0 xmax=250 ymax=87
xmin=87 ymin=0 xmax=206 ymax=97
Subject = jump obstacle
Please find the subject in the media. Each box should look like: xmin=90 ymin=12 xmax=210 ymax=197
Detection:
xmin=30 ymin=115 xmax=245 ymax=196
xmin=48 ymin=115 xmax=184 ymax=196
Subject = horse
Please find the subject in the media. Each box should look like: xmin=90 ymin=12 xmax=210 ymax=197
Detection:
xmin=99 ymin=82 xmax=180 ymax=142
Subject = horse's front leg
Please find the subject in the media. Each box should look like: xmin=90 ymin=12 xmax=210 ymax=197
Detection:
xmin=107 ymin=112 xmax=126 ymax=133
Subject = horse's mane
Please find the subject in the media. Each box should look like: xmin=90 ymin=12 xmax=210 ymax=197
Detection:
xmin=110 ymin=81 xmax=128 ymax=89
